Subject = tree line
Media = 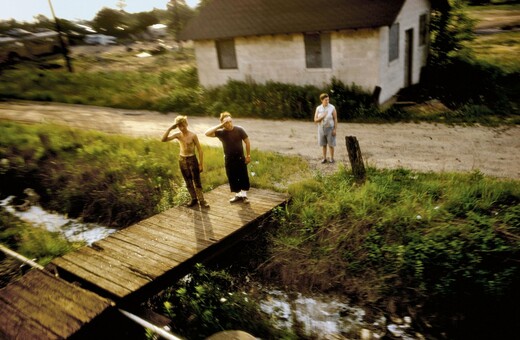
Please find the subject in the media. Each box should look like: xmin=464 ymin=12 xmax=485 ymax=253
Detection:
xmin=0 ymin=0 xmax=197 ymax=42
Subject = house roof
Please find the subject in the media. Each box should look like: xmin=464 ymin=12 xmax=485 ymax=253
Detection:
xmin=179 ymin=0 xmax=407 ymax=41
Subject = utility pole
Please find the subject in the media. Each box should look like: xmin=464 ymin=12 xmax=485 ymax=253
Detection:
xmin=47 ymin=0 xmax=73 ymax=72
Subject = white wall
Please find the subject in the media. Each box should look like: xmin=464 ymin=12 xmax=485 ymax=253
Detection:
xmin=378 ymin=0 xmax=431 ymax=103
xmin=194 ymin=0 xmax=431 ymax=104
xmin=195 ymin=28 xmax=380 ymax=93
xmin=332 ymin=29 xmax=381 ymax=93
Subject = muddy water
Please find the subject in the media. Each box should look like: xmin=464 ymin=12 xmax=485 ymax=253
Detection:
xmin=0 ymin=196 xmax=117 ymax=245
xmin=258 ymin=288 xmax=423 ymax=339
xmin=1 ymin=195 xmax=429 ymax=338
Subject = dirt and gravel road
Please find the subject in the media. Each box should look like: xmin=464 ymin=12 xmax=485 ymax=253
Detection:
xmin=1 ymin=100 xmax=519 ymax=179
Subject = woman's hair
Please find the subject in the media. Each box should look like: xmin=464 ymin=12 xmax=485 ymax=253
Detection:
xmin=220 ymin=111 xmax=232 ymax=122
xmin=319 ymin=93 xmax=329 ymax=101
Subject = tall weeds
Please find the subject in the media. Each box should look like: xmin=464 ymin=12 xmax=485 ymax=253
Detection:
xmin=0 ymin=121 xmax=308 ymax=228
xmin=263 ymin=167 xmax=520 ymax=314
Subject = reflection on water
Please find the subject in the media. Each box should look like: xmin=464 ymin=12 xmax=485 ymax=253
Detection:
xmin=0 ymin=196 xmax=117 ymax=245
xmin=260 ymin=289 xmax=387 ymax=338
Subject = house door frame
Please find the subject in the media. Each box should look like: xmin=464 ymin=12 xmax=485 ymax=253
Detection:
xmin=404 ymin=28 xmax=414 ymax=87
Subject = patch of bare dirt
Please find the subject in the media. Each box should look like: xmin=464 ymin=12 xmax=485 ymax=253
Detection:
xmin=471 ymin=8 xmax=520 ymax=30
xmin=1 ymin=101 xmax=519 ymax=179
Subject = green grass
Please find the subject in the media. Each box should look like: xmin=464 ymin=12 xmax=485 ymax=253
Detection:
xmin=465 ymin=31 xmax=520 ymax=72
xmin=0 ymin=208 xmax=82 ymax=288
xmin=2 ymin=25 xmax=518 ymax=125
xmin=1 ymin=120 xmax=519 ymax=337
xmin=0 ymin=50 xmax=203 ymax=114
xmin=466 ymin=3 xmax=520 ymax=22
xmin=262 ymin=166 xmax=520 ymax=331
xmin=153 ymin=264 xmax=293 ymax=339
xmin=0 ymin=121 xmax=310 ymax=228
xmin=464 ymin=3 xmax=520 ymax=72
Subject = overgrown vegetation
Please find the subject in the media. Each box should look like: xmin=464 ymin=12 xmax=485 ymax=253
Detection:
xmin=0 ymin=56 xmax=400 ymax=121
xmin=1 ymin=121 xmax=519 ymax=338
xmin=1 ymin=3 xmax=519 ymax=126
xmin=0 ymin=121 xmax=308 ymax=228
xmin=150 ymin=264 xmax=292 ymax=340
xmin=0 ymin=54 xmax=201 ymax=113
xmin=0 ymin=209 xmax=81 ymax=287
xmin=1 ymin=2 xmax=519 ymax=337
xmin=1 ymin=48 xmax=517 ymax=125
xmin=262 ymin=166 xmax=520 ymax=338
xmin=466 ymin=31 xmax=520 ymax=73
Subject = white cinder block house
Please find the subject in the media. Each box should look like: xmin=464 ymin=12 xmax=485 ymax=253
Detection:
xmin=179 ymin=0 xmax=438 ymax=104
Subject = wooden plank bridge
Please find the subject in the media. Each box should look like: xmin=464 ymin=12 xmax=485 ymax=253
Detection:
xmin=0 ymin=185 xmax=289 ymax=339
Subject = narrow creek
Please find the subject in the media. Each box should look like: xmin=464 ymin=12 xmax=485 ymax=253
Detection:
xmin=1 ymin=195 xmax=426 ymax=339
xmin=0 ymin=195 xmax=117 ymax=246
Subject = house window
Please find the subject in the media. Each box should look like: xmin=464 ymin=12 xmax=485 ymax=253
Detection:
xmin=389 ymin=23 xmax=399 ymax=62
xmin=216 ymin=39 xmax=237 ymax=69
xmin=304 ymin=33 xmax=331 ymax=68
xmin=419 ymin=14 xmax=428 ymax=46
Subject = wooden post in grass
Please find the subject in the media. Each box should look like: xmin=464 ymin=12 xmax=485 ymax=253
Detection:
xmin=345 ymin=136 xmax=366 ymax=182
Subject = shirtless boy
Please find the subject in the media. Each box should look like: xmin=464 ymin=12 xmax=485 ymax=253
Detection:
xmin=161 ymin=115 xmax=209 ymax=208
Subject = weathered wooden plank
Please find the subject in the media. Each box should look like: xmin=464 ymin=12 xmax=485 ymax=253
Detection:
xmin=49 ymin=184 xmax=288 ymax=302
xmin=147 ymin=211 xmax=237 ymax=240
xmin=209 ymin=186 xmax=287 ymax=203
xmin=2 ymin=185 xmax=288 ymax=338
xmin=0 ymin=298 xmax=60 ymax=339
xmin=13 ymin=269 xmax=111 ymax=320
xmin=181 ymin=206 xmax=267 ymax=233
xmin=58 ymin=251 xmax=146 ymax=293
xmin=206 ymin=185 xmax=287 ymax=202
xmin=92 ymin=237 xmax=173 ymax=273
xmin=109 ymin=231 xmax=190 ymax=264
xmin=201 ymin=190 xmax=280 ymax=211
xmin=161 ymin=206 xmax=245 ymax=228
xmin=189 ymin=201 xmax=266 ymax=221
xmin=68 ymin=247 xmax=151 ymax=289
xmin=52 ymin=256 xmax=132 ymax=298
xmin=130 ymin=220 xmax=217 ymax=250
xmin=112 ymin=230 xmax=194 ymax=267
xmin=80 ymin=244 xmax=161 ymax=283
xmin=158 ymin=209 xmax=245 ymax=237
xmin=0 ymin=270 xmax=112 ymax=339
xmin=94 ymin=237 xmax=180 ymax=283
xmin=164 ymin=205 xmax=245 ymax=228
xmin=132 ymin=215 xmax=220 ymax=244
xmin=1 ymin=282 xmax=86 ymax=337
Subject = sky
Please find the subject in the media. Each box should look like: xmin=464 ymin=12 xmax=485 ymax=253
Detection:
xmin=0 ymin=0 xmax=200 ymax=23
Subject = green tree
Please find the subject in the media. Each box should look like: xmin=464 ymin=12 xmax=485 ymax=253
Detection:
xmin=429 ymin=0 xmax=476 ymax=66
xmin=125 ymin=11 xmax=159 ymax=36
xmin=167 ymin=0 xmax=195 ymax=41
xmin=91 ymin=7 xmax=128 ymax=37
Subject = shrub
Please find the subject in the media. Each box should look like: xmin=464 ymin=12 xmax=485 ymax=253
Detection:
xmin=420 ymin=56 xmax=515 ymax=113
xmin=0 ymin=122 xmax=182 ymax=227
xmin=202 ymin=78 xmax=408 ymax=121
xmin=264 ymin=168 xmax=520 ymax=313
xmin=157 ymin=264 xmax=288 ymax=339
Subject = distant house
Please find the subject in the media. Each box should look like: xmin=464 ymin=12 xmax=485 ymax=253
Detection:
xmin=179 ymin=0 xmax=441 ymax=104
